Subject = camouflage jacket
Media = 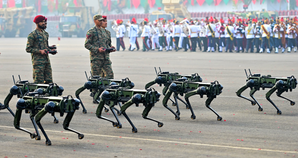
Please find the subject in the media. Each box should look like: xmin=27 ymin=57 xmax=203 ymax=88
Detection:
xmin=85 ymin=26 xmax=112 ymax=61
xmin=26 ymin=29 xmax=50 ymax=64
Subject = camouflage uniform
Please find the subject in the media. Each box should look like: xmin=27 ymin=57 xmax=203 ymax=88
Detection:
xmin=85 ymin=16 xmax=114 ymax=79
xmin=26 ymin=29 xmax=52 ymax=84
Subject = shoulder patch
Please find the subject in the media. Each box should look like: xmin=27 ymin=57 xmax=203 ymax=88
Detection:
xmin=86 ymin=34 xmax=91 ymax=39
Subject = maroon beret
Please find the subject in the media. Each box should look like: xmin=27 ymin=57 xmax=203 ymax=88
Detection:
xmin=33 ymin=15 xmax=46 ymax=23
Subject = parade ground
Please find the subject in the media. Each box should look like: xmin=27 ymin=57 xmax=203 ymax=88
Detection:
xmin=0 ymin=38 xmax=298 ymax=158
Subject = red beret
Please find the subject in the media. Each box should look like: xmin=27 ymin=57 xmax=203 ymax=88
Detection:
xmin=33 ymin=15 xmax=46 ymax=23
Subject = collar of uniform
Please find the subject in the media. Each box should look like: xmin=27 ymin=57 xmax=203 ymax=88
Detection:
xmin=95 ymin=25 xmax=102 ymax=31
xmin=34 ymin=29 xmax=45 ymax=37
xmin=35 ymin=29 xmax=44 ymax=33
xmin=100 ymin=27 xmax=107 ymax=33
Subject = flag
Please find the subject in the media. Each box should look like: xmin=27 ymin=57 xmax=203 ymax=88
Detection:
xmin=140 ymin=0 xmax=147 ymax=8
xmin=206 ymin=0 xmax=213 ymax=5
xmin=252 ymin=0 xmax=256 ymax=4
xmin=42 ymin=0 xmax=48 ymax=14
xmin=108 ymin=0 xmax=111 ymax=11
xmin=296 ymin=0 xmax=298 ymax=6
xmin=22 ymin=0 xmax=25 ymax=7
xmin=55 ymin=0 xmax=58 ymax=9
xmin=48 ymin=0 xmax=55 ymax=12
xmin=126 ymin=0 xmax=131 ymax=8
xmin=214 ymin=0 xmax=222 ymax=5
xmin=260 ymin=0 xmax=265 ymax=4
xmin=74 ymin=0 xmax=77 ymax=6
xmin=223 ymin=0 xmax=229 ymax=4
xmin=234 ymin=0 xmax=238 ymax=4
xmin=191 ymin=0 xmax=195 ymax=5
xmin=15 ymin=0 xmax=22 ymax=8
xmin=0 ymin=0 xmax=2 ymax=8
xmin=148 ymin=0 xmax=155 ymax=8
xmin=132 ymin=0 xmax=140 ymax=8
xmin=197 ymin=0 xmax=205 ymax=5
xmin=7 ymin=0 xmax=15 ymax=7
xmin=37 ymin=0 xmax=41 ymax=12
xmin=103 ymin=0 xmax=107 ymax=6
xmin=155 ymin=0 xmax=162 ymax=7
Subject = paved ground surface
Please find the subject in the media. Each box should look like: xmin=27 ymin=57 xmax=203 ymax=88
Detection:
xmin=0 ymin=38 xmax=298 ymax=158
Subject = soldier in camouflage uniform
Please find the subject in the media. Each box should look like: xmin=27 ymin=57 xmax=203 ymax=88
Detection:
xmin=26 ymin=15 xmax=57 ymax=84
xmin=85 ymin=15 xmax=115 ymax=79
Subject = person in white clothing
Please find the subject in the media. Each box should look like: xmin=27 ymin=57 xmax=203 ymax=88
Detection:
xmin=195 ymin=20 xmax=202 ymax=51
xmin=287 ymin=21 xmax=296 ymax=52
xmin=189 ymin=20 xmax=199 ymax=52
xmin=151 ymin=22 xmax=160 ymax=50
xmin=181 ymin=19 xmax=190 ymax=51
xmin=167 ymin=20 xmax=174 ymax=51
xmin=119 ymin=20 xmax=126 ymax=51
xmin=272 ymin=18 xmax=284 ymax=53
xmin=235 ymin=19 xmax=245 ymax=53
xmin=172 ymin=20 xmax=181 ymax=51
xmin=214 ymin=18 xmax=220 ymax=51
xmin=200 ymin=20 xmax=207 ymax=52
xmin=206 ymin=17 xmax=216 ymax=52
xmin=141 ymin=18 xmax=150 ymax=51
xmin=158 ymin=19 xmax=168 ymax=51
xmin=112 ymin=19 xmax=124 ymax=51
xmin=218 ymin=18 xmax=226 ymax=52
xmin=225 ymin=19 xmax=235 ymax=52
xmin=129 ymin=18 xmax=139 ymax=51
xmin=260 ymin=18 xmax=272 ymax=53
xmin=245 ymin=20 xmax=255 ymax=53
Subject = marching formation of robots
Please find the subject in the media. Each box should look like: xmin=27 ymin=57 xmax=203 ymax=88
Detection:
xmin=0 ymin=14 xmax=297 ymax=147
xmin=0 ymin=68 xmax=297 ymax=146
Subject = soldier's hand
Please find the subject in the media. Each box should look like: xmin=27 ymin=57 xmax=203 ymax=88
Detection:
xmin=110 ymin=46 xmax=116 ymax=52
xmin=39 ymin=50 xmax=47 ymax=55
xmin=98 ymin=47 xmax=105 ymax=53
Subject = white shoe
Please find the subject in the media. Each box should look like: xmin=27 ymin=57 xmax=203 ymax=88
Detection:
xmin=267 ymin=48 xmax=270 ymax=53
xmin=259 ymin=48 xmax=263 ymax=53
xmin=294 ymin=47 xmax=297 ymax=52
xmin=288 ymin=47 xmax=291 ymax=52
xmin=207 ymin=47 xmax=210 ymax=52
xmin=211 ymin=47 xmax=214 ymax=52
xmin=282 ymin=48 xmax=285 ymax=53
xmin=275 ymin=47 xmax=278 ymax=53
xmin=219 ymin=46 xmax=222 ymax=52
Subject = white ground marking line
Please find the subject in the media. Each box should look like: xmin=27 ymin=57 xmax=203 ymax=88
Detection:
xmin=0 ymin=125 xmax=297 ymax=154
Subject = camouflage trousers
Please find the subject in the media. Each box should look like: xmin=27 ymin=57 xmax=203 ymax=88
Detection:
xmin=32 ymin=62 xmax=53 ymax=84
xmin=91 ymin=59 xmax=114 ymax=79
